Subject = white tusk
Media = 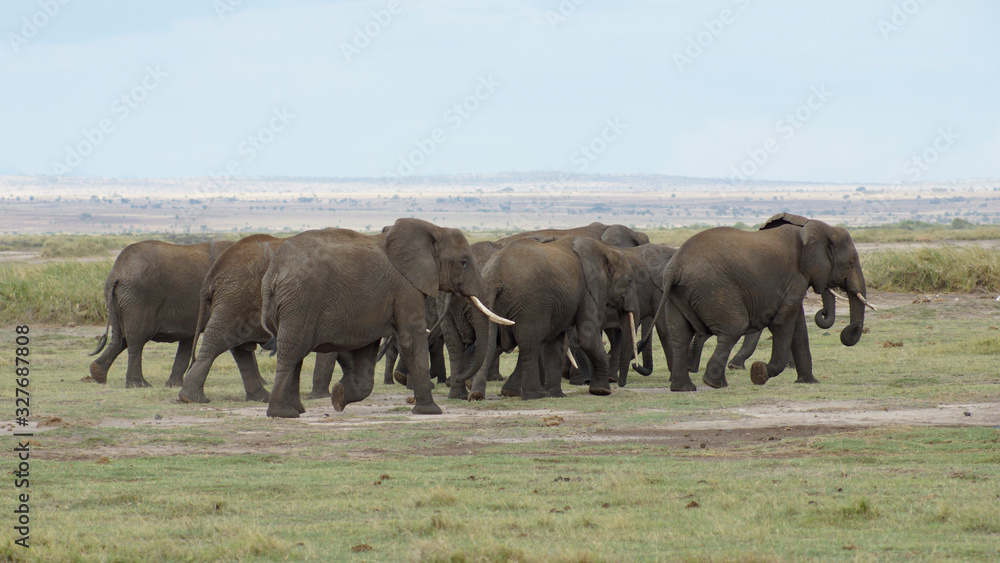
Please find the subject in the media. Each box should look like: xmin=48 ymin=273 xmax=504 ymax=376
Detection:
xmin=629 ymin=312 xmax=639 ymax=362
xmin=856 ymin=292 xmax=878 ymax=311
xmin=829 ymin=289 xmax=847 ymax=301
xmin=470 ymin=296 xmax=515 ymax=326
xmin=565 ymin=348 xmax=579 ymax=369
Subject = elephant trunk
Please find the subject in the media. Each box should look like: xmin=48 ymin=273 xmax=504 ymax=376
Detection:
xmin=814 ymin=288 xmax=836 ymax=329
xmin=453 ymin=296 xmax=492 ymax=383
xmin=840 ymin=266 xmax=867 ymax=347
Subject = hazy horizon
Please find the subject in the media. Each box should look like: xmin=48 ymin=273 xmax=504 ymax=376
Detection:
xmin=3 ymin=1 xmax=998 ymax=185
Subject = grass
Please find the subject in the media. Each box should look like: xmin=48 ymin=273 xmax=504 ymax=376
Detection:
xmin=0 ymin=261 xmax=110 ymax=324
xmin=863 ymin=246 xmax=1000 ymax=293
xmin=4 ymin=293 xmax=999 ymax=560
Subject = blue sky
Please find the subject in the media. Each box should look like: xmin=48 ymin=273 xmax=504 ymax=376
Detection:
xmin=2 ymin=0 xmax=998 ymax=183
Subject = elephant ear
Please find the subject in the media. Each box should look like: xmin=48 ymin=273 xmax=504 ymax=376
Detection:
xmin=761 ymin=212 xmax=810 ymax=231
xmin=384 ymin=218 xmax=439 ymax=297
xmin=572 ymin=237 xmax=610 ymax=308
xmin=799 ymin=220 xmax=835 ymax=291
xmin=640 ymin=245 xmax=673 ymax=291
xmin=601 ymin=224 xmax=644 ymax=247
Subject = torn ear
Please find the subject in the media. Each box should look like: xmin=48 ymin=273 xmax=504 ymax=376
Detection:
xmin=384 ymin=218 xmax=439 ymax=297
xmin=762 ymin=212 xmax=810 ymax=230
xmin=799 ymin=220 xmax=834 ymax=291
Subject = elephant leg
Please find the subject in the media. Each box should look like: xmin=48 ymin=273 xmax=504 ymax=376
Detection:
xmin=267 ymin=355 xmax=306 ymax=418
xmin=500 ymin=354 xmax=522 ymax=397
xmin=307 ymin=352 xmax=338 ymax=399
xmin=331 ymin=345 xmax=378 ymax=411
xmin=165 ymin=338 xmax=193 ymax=388
xmin=395 ymin=354 xmax=410 ymax=388
xmin=486 ymin=353 xmax=504 ymax=382
xmin=655 ymin=313 xmax=672 ymax=374
xmin=397 ymin=325 xmax=441 ymax=414
xmin=124 ymin=340 xmax=152 ymax=388
xmin=702 ymin=334 xmax=738 ymax=389
xmin=605 ymin=328 xmax=621 ymax=384
xmin=516 ymin=343 xmax=548 ymax=400
xmin=229 ymin=344 xmax=268 ymax=402
xmin=540 ymin=339 xmax=566 ymax=398
xmin=728 ymin=330 xmax=761 ymax=370
xmin=177 ymin=334 xmax=230 ymax=404
xmin=579 ymin=322 xmax=611 ymax=397
xmin=790 ymin=308 xmax=817 ymax=383
xmin=750 ymin=319 xmax=796 ymax=386
xmin=89 ymin=336 xmax=126 ymax=384
xmin=688 ymin=334 xmax=708 ymax=374
xmin=667 ymin=318 xmax=697 ymax=392
xmin=382 ymin=337 xmax=398 ymax=385
xmin=429 ymin=337 xmax=447 ymax=384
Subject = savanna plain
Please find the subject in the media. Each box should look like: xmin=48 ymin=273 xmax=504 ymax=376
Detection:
xmin=1 ymin=221 xmax=999 ymax=562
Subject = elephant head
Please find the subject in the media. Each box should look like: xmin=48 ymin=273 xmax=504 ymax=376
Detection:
xmin=383 ymin=218 xmax=512 ymax=381
xmin=573 ymin=237 xmax=641 ymax=367
xmin=796 ymin=220 xmax=869 ymax=347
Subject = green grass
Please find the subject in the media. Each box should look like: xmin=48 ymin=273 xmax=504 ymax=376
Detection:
xmin=4 ymin=294 xmax=1000 ymax=561
xmin=0 ymin=261 xmax=110 ymax=324
xmin=863 ymin=246 xmax=1000 ymax=293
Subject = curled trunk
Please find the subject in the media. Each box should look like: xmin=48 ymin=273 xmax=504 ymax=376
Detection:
xmin=814 ymin=288 xmax=836 ymax=329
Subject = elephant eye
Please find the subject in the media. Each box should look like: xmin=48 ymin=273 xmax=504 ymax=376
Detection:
xmin=461 ymin=260 xmax=468 ymax=269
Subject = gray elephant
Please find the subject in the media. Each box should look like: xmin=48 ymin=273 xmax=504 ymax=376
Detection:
xmin=176 ymin=234 xmax=340 ymax=404
xmin=260 ymin=218 xmax=512 ymax=418
xmin=638 ymin=214 xmax=873 ymax=391
xmin=89 ymin=239 xmax=233 ymax=388
xmin=454 ymin=236 xmax=640 ymax=401
xmin=504 ymin=222 xmax=649 ymax=248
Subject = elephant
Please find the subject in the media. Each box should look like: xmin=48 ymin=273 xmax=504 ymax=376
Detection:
xmin=260 ymin=218 xmax=512 ymax=418
xmin=638 ymin=213 xmax=873 ymax=391
xmin=377 ymin=296 xmax=448 ymax=387
xmin=453 ymin=235 xmax=640 ymax=401
xmin=176 ymin=234 xmax=340 ymax=404
xmin=503 ymin=222 xmax=649 ymax=248
xmin=89 ymin=239 xmax=233 ymax=388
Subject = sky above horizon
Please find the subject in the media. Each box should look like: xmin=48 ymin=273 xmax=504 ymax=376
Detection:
xmin=2 ymin=0 xmax=998 ymax=184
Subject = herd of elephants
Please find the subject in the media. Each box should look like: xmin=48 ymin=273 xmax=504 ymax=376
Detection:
xmin=87 ymin=213 xmax=875 ymax=418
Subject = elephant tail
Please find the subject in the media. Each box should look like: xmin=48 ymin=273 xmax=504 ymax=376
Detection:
xmin=90 ymin=279 xmax=120 ymax=356
xmin=633 ymin=268 xmax=676 ymax=375
xmin=376 ymin=335 xmax=395 ymax=363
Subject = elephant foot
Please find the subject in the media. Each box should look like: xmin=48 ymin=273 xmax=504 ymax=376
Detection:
xmin=568 ymin=375 xmax=589 ymax=386
xmin=306 ymin=389 xmax=331 ymax=399
xmin=468 ymin=390 xmax=485 ymax=401
xmin=447 ymin=385 xmax=469 ymax=400
xmin=702 ymin=374 xmax=728 ymax=389
xmin=588 ymin=381 xmax=610 ymax=396
xmin=246 ymin=389 xmax=270 ymax=402
xmin=500 ymin=386 xmax=520 ymax=397
xmin=670 ymin=380 xmax=697 ymax=392
xmin=331 ymin=383 xmax=347 ymax=412
xmin=486 ymin=373 xmax=504 ymax=382
xmin=411 ymin=400 xmax=442 ymax=415
xmin=727 ymin=362 xmax=746 ymax=370
xmin=795 ymin=374 xmax=819 ymax=384
xmin=89 ymin=363 xmax=107 ymax=384
xmin=292 ymin=397 xmax=306 ymax=413
xmin=177 ymin=388 xmax=209 ymax=404
xmin=125 ymin=377 xmax=152 ymax=389
xmin=521 ymin=388 xmax=549 ymax=400
xmin=266 ymin=402 xmax=301 ymax=418
xmin=393 ymin=371 xmax=407 ymax=386
xmin=164 ymin=377 xmax=183 ymax=388
xmin=548 ymin=389 xmax=567 ymax=398
xmin=750 ymin=362 xmax=769 ymax=385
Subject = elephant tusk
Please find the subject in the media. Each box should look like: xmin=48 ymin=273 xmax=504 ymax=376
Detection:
xmin=829 ymin=289 xmax=847 ymax=301
xmin=629 ymin=312 xmax=639 ymax=362
xmin=565 ymin=348 xmax=579 ymax=369
xmin=856 ymin=292 xmax=878 ymax=311
xmin=470 ymin=296 xmax=515 ymax=326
